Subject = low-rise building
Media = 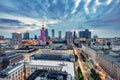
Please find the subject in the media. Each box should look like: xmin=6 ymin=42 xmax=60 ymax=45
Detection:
xmin=26 ymin=69 xmax=68 ymax=80
xmin=30 ymin=53 xmax=75 ymax=62
xmin=99 ymin=53 xmax=120 ymax=80
xmin=0 ymin=51 xmax=24 ymax=69
xmin=82 ymin=45 xmax=103 ymax=65
xmin=0 ymin=63 xmax=24 ymax=80
xmin=25 ymin=60 xmax=75 ymax=80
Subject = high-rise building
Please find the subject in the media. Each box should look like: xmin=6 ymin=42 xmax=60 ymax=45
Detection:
xmin=39 ymin=23 xmax=46 ymax=41
xmin=58 ymin=31 xmax=61 ymax=39
xmin=79 ymin=29 xmax=91 ymax=38
xmin=51 ymin=29 xmax=55 ymax=38
xmin=34 ymin=35 xmax=37 ymax=40
xmin=0 ymin=35 xmax=4 ymax=40
xmin=93 ymin=35 xmax=98 ymax=39
xmin=65 ymin=31 xmax=73 ymax=45
xmin=45 ymin=29 xmax=49 ymax=40
xmin=73 ymin=31 xmax=77 ymax=40
xmin=12 ymin=32 xmax=22 ymax=48
xmin=23 ymin=32 xmax=29 ymax=40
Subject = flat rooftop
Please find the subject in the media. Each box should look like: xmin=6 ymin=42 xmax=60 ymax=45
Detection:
xmin=31 ymin=53 xmax=74 ymax=62
xmin=27 ymin=60 xmax=75 ymax=79
xmin=103 ymin=54 xmax=120 ymax=68
xmin=16 ymin=48 xmax=34 ymax=50
xmin=0 ymin=63 xmax=23 ymax=77
xmin=26 ymin=69 xmax=68 ymax=80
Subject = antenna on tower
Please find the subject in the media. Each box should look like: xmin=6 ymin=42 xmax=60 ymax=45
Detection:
xmin=42 ymin=22 xmax=44 ymax=28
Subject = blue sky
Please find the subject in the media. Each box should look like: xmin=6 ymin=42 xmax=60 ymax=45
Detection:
xmin=0 ymin=0 xmax=120 ymax=38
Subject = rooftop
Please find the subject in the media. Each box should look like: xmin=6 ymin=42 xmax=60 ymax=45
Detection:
xmin=0 ymin=63 xmax=23 ymax=77
xmin=31 ymin=53 xmax=74 ymax=62
xmin=103 ymin=54 xmax=120 ymax=67
xmin=16 ymin=48 xmax=34 ymax=50
xmin=26 ymin=69 xmax=68 ymax=80
xmin=0 ymin=51 xmax=16 ymax=57
xmin=27 ymin=60 xmax=75 ymax=78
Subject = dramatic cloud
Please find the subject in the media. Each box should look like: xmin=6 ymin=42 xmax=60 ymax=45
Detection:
xmin=0 ymin=0 xmax=120 ymax=38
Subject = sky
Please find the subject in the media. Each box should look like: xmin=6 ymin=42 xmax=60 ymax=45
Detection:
xmin=0 ymin=0 xmax=120 ymax=38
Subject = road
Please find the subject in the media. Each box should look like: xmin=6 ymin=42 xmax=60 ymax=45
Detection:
xmin=74 ymin=47 xmax=93 ymax=80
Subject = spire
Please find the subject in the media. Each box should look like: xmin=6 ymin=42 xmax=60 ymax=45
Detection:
xmin=42 ymin=22 xmax=44 ymax=29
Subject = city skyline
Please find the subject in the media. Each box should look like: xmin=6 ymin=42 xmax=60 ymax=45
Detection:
xmin=0 ymin=0 xmax=120 ymax=38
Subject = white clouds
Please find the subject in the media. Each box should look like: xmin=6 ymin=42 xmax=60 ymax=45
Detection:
xmin=106 ymin=0 xmax=112 ymax=5
xmin=0 ymin=13 xmax=59 ymax=33
xmin=84 ymin=0 xmax=91 ymax=14
xmin=71 ymin=0 xmax=81 ymax=14
xmin=96 ymin=0 xmax=101 ymax=6
xmin=92 ymin=0 xmax=102 ymax=13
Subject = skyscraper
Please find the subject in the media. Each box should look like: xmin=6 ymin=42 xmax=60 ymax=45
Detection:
xmin=23 ymin=32 xmax=29 ymax=40
xmin=34 ymin=35 xmax=37 ymax=40
xmin=39 ymin=23 xmax=46 ymax=41
xmin=12 ymin=32 xmax=22 ymax=48
xmin=79 ymin=29 xmax=91 ymax=38
xmin=65 ymin=31 xmax=73 ymax=45
xmin=0 ymin=35 xmax=4 ymax=40
xmin=58 ymin=31 xmax=62 ymax=39
xmin=45 ymin=29 xmax=49 ymax=40
xmin=51 ymin=29 xmax=55 ymax=38
xmin=73 ymin=31 xmax=77 ymax=40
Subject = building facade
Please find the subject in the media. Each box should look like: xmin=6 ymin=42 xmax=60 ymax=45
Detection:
xmin=0 ymin=63 xmax=24 ymax=80
xmin=58 ymin=31 xmax=62 ymax=39
xmin=79 ymin=29 xmax=91 ymax=38
xmin=39 ymin=24 xmax=46 ymax=42
xmin=23 ymin=32 xmax=29 ymax=40
xmin=65 ymin=31 xmax=73 ymax=45
xmin=51 ymin=29 xmax=55 ymax=38
xmin=12 ymin=32 xmax=22 ymax=48
xmin=0 ymin=35 xmax=4 ymax=40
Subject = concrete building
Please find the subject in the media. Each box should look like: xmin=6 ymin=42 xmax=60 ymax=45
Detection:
xmin=0 ymin=59 xmax=2 ymax=70
xmin=58 ymin=31 xmax=62 ymax=39
xmin=23 ymin=32 xmax=29 ymax=40
xmin=26 ymin=69 xmax=68 ymax=80
xmin=39 ymin=24 xmax=46 ymax=42
xmin=51 ymin=29 xmax=55 ymax=38
xmin=25 ymin=60 xmax=75 ymax=80
xmin=30 ymin=53 xmax=75 ymax=62
xmin=82 ymin=45 xmax=103 ymax=65
xmin=99 ymin=52 xmax=120 ymax=80
xmin=82 ymin=45 xmax=120 ymax=80
xmin=0 ymin=35 xmax=4 ymax=40
xmin=0 ymin=63 xmax=24 ymax=80
xmin=111 ymin=37 xmax=120 ymax=45
xmin=34 ymin=35 xmax=37 ymax=40
xmin=73 ymin=31 xmax=77 ymax=40
xmin=0 ymin=51 xmax=24 ymax=69
xmin=65 ymin=31 xmax=73 ymax=45
xmin=12 ymin=32 xmax=22 ymax=48
xmin=45 ymin=29 xmax=49 ymax=40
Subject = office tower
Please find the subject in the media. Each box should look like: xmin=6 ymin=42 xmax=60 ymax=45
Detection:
xmin=65 ymin=31 xmax=73 ymax=45
xmin=51 ymin=29 xmax=55 ymax=38
xmin=58 ymin=31 xmax=61 ymax=39
xmin=39 ymin=23 xmax=46 ymax=41
xmin=12 ymin=32 xmax=22 ymax=48
xmin=93 ymin=35 xmax=98 ymax=39
xmin=45 ymin=29 xmax=49 ymax=40
xmin=34 ymin=35 xmax=37 ymax=40
xmin=23 ymin=32 xmax=29 ymax=40
xmin=73 ymin=31 xmax=77 ymax=40
xmin=0 ymin=35 xmax=4 ymax=40
xmin=79 ymin=29 xmax=91 ymax=38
